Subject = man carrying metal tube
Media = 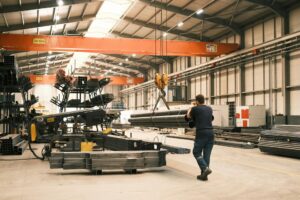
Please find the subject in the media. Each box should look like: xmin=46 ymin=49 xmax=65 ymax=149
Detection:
xmin=186 ymin=94 xmax=214 ymax=181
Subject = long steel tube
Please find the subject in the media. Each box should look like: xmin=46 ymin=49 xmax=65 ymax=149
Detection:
xmin=129 ymin=110 xmax=189 ymax=128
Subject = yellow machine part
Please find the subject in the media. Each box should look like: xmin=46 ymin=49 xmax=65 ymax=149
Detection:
xmin=46 ymin=117 xmax=55 ymax=123
xmin=161 ymin=73 xmax=168 ymax=88
xmin=30 ymin=123 xmax=37 ymax=142
xmin=154 ymin=73 xmax=162 ymax=89
xmin=81 ymin=142 xmax=95 ymax=152
xmin=102 ymin=128 xmax=112 ymax=135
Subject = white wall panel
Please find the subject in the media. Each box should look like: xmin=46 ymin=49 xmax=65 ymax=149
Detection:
xmin=289 ymin=50 xmax=300 ymax=86
xmin=220 ymin=70 xmax=227 ymax=95
xmin=254 ymin=60 xmax=264 ymax=91
xmin=245 ymin=29 xmax=253 ymax=48
xmin=214 ymin=72 xmax=220 ymax=96
xmin=244 ymin=63 xmax=253 ymax=92
xmin=274 ymin=56 xmax=282 ymax=88
xmin=264 ymin=59 xmax=270 ymax=89
xmin=264 ymin=18 xmax=275 ymax=41
xmin=289 ymin=6 xmax=300 ymax=33
xmin=290 ymin=90 xmax=300 ymax=115
xmin=275 ymin=17 xmax=282 ymax=38
xmin=195 ymin=76 xmax=201 ymax=94
xmin=253 ymin=24 xmax=263 ymax=45
xmin=254 ymin=94 xmax=264 ymax=105
xmin=220 ymin=97 xmax=227 ymax=105
xmin=228 ymin=68 xmax=235 ymax=94
xmin=275 ymin=92 xmax=283 ymax=115
xmin=200 ymin=75 xmax=207 ymax=96
xmin=245 ymin=95 xmax=253 ymax=105
xmin=191 ymin=78 xmax=196 ymax=98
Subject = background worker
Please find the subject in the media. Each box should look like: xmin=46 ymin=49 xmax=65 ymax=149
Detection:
xmin=186 ymin=94 xmax=214 ymax=181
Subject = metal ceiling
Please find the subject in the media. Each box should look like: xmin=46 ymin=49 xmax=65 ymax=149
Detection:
xmin=0 ymin=0 xmax=297 ymax=77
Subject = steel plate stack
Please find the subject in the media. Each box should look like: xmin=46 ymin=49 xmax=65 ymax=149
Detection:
xmin=49 ymin=150 xmax=167 ymax=171
xmin=129 ymin=109 xmax=189 ymax=128
xmin=258 ymin=125 xmax=300 ymax=158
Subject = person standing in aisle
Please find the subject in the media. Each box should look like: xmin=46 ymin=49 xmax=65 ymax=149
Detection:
xmin=186 ymin=94 xmax=214 ymax=181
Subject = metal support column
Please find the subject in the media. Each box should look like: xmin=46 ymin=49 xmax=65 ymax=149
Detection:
xmin=282 ymin=14 xmax=290 ymax=120
xmin=143 ymin=89 xmax=148 ymax=110
xmin=209 ymin=73 xmax=214 ymax=104
xmin=134 ymin=92 xmax=138 ymax=110
xmin=239 ymin=65 xmax=245 ymax=105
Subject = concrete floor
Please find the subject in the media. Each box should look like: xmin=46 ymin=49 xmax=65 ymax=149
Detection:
xmin=1 ymin=129 xmax=300 ymax=200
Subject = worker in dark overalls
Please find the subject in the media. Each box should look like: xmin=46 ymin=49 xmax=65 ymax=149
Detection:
xmin=186 ymin=94 xmax=214 ymax=181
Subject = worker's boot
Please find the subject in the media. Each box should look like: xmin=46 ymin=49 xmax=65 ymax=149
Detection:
xmin=197 ymin=168 xmax=212 ymax=181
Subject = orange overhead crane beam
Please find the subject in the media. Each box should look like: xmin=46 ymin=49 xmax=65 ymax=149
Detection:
xmin=0 ymin=34 xmax=239 ymax=57
xmin=29 ymin=75 xmax=144 ymax=85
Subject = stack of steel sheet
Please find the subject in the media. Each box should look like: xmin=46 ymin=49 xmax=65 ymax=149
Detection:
xmin=258 ymin=125 xmax=300 ymax=158
xmin=49 ymin=150 xmax=167 ymax=171
xmin=129 ymin=109 xmax=189 ymax=128
xmin=102 ymin=135 xmax=161 ymax=151
xmin=0 ymin=134 xmax=27 ymax=155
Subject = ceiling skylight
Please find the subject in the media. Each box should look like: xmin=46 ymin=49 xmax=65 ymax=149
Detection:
xmin=66 ymin=0 xmax=135 ymax=76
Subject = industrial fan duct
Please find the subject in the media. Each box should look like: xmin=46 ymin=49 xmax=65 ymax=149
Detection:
xmin=128 ymin=109 xmax=189 ymax=128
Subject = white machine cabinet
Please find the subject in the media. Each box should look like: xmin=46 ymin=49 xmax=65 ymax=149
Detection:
xmin=235 ymin=105 xmax=266 ymax=127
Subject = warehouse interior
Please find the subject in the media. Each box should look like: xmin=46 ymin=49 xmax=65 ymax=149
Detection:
xmin=1 ymin=0 xmax=300 ymax=199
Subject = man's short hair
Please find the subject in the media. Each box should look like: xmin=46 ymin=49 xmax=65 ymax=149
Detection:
xmin=196 ymin=94 xmax=205 ymax=104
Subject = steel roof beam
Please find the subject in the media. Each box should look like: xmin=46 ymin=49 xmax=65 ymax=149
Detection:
xmin=112 ymin=31 xmax=176 ymax=64
xmin=0 ymin=14 xmax=95 ymax=33
xmin=105 ymin=54 xmax=159 ymax=67
xmin=92 ymin=58 xmax=147 ymax=74
xmin=0 ymin=0 xmax=102 ymax=14
xmin=123 ymin=16 xmax=210 ymax=41
xmin=139 ymin=0 xmax=242 ymax=35
xmin=19 ymin=57 xmax=71 ymax=68
xmin=85 ymin=62 xmax=136 ymax=77
xmin=16 ymin=52 xmax=67 ymax=61
xmin=18 ymin=54 xmax=73 ymax=67
xmin=20 ymin=61 xmax=69 ymax=73
xmin=245 ymin=0 xmax=286 ymax=17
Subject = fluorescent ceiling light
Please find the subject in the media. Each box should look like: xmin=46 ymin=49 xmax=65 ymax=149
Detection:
xmin=163 ymin=32 xmax=168 ymax=37
xmin=177 ymin=22 xmax=184 ymax=27
xmin=196 ymin=9 xmax=204 ymax=15
xmin=57 ymin=0 xmax=64 ymax=7
xmin=119 ymin=62 xmax=123 ymax=66
xmin=125 ymin=58 xmax=129 ymax=62
xmin=132 ymin=54 xmax=136 ymax=57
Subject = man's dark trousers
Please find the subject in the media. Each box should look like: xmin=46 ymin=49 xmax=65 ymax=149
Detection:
xmin=193 ymin=130 xmax=214 ymax=172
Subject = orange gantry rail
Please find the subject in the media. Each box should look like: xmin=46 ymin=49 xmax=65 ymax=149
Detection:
xmin=0 ymin=34 xmax=239 ymax=57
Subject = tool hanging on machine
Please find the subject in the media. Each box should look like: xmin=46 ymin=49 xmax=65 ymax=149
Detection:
xmin=153 ymin=73 xmax=170 ymax=111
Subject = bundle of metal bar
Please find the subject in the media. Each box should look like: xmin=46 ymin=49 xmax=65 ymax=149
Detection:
xmin=129 ymin=109 xmax=189 ymax=128
xmin=0 ymin=134 xmax=22 ymax=154
xmin=258 ymin=125 xmax=300 ymax=158
xmin=161 ymin=144 xmax=191 ymax=154
xmin=49 ymin=150 xmax=167 ymax=171
xmin=13 ymin=140 xmax=28 ymax=155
